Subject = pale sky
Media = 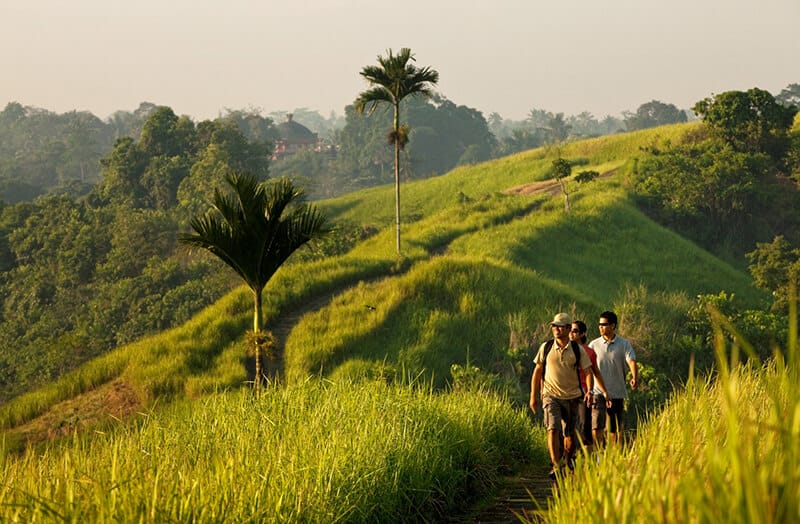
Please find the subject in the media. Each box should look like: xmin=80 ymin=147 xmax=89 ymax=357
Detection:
xmin=1 ymin=0 xmax=798 ymax=122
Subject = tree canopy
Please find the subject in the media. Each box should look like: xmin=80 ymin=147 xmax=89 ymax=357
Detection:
xmin=693 ymin=88 xmax=798 ymax=164
xmin=624 ymin=100 xmax=688 ymax=131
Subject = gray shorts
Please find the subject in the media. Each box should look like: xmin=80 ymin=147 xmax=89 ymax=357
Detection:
xmin=591 ymin=394 xmax=607 ymax=430
xmin=542 ymin=395 xmax=581 ymax=435
xmin=591 ymin=394 xmax=625 ymax=431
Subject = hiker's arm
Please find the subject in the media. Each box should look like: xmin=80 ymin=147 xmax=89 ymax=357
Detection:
xmin=628 ymin=359 xmax=639 ymax=390
xmin=583 ymin=371 xmax=593 ymax=404
xmin=590 ymin=364 xmax=613 ymax=407
xmin=530 ymin=364 xmax=543 ymax=413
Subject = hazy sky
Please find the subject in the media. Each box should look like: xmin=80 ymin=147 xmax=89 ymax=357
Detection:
xmin=1 ymin=0 xmax=798 ymax=122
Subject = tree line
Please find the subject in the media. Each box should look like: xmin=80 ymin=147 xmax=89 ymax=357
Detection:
xmin=0 ymin=94 xmax=713 ymax=205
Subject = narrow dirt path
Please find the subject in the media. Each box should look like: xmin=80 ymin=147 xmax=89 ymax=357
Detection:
xmin=261 ymin=283 xmax=557 ymax=522
xmin=454 ymin=464 xmax=555 ymax=523
xmin=263 ymin=289 xmax=342 ymax=379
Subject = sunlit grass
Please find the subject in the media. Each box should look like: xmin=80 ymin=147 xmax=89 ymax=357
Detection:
xmin=284 ymin=255 xmax=592 ymax=385
xmin=0 ymin=380 xmax=544 ymax=523
xmin=448 ymin=177 xmax=763 ymax=306
xmin=536 ymin=313 xmax=799 ymax=523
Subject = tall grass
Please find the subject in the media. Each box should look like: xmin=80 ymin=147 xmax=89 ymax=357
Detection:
xmin=536 ymin=315 xmax=799 ymax=523
xmin=283 ymin=255 xmax=594 ymax=386
xmin=0 ymin=380 xmax=543 ymax=523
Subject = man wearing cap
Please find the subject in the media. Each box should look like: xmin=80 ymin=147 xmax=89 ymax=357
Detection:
xmin=530 ymin=312 xmax=612 ymax=478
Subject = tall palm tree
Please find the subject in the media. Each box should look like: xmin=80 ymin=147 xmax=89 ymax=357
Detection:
xmin=354 ymin=48 xmax=439 ymax=254
xmin=180 ymin=172 xmax=326 ymax=393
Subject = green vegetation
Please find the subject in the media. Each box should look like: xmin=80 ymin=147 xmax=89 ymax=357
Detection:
xmin=2 ymin=85 xmax=799 ymax=521
xmin=537 ymin=338 xmax=799 ymax=523
xmin=0 ymin=381 xmax=542 ymax=522
xmin=355 ymin=47 xmax=440 ymax=253
xmin=180 ymin=173 xmax=327 ymax=392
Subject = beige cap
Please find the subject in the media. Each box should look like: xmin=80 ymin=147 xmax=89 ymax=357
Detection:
xmin=550 ymin=312 xmax=572 ymax=327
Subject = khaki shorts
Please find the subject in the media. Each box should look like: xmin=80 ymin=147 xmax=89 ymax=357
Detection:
xmin=542 ymin=395 xmax=581 ymax=435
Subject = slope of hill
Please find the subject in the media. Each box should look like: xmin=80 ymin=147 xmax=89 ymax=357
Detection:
xmin=0 ymin=121 xmax=778 ymax=521
xmin=0 ymin=121 xmax=764 ymax=441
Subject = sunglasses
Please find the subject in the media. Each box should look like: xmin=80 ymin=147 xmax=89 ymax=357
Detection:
xmin=598 ymin=322 xmax=612 ymax=327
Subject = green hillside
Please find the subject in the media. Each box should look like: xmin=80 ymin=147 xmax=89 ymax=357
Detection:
xmin=1 ymin=121 xmax=766 ymax=431
xmin=1 ymin=122 xmax=782 ymax=522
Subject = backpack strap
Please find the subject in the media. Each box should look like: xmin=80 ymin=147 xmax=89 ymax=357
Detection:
xmin=571 ymin=341 xmax=584 ymax=395
xmin=539 ymin=339 xmax=555 ymax=381
xmin=540 ymin=340 xmax=584 ymax=395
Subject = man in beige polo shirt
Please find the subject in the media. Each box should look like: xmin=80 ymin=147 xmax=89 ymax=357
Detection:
xmin=530 ymin=312 xmax=611 ymax=478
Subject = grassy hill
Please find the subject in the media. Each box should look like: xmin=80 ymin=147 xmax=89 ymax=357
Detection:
xmin=1 ymin=122 xmax=782 ymax=521
xmin=0 ymin=119 xmax=766 ymax=442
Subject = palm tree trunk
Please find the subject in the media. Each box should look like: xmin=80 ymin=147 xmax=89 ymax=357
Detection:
xmin=393 ymin=103 xmax=401 ymax=254
xmin=253 ymin=289 xmax=263 ymax=395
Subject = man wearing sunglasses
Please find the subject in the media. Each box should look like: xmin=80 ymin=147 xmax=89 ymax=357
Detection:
xmin=589 ymin=310 xmax=639 ymax=447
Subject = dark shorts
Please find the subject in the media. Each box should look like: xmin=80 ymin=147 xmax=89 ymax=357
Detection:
xmin=591 ymin=395 xmax=625 ymax=432
xmin=577 ymin=399 xmax=593 ymax=444
xmin=543 ymin=395 xmax=581 ymax=435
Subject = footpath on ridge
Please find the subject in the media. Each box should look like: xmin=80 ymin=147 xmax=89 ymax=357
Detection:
xmin=265 ymin=280 xmax=557 ymax=523
xmin=452 ymin=464 xmax=555 ymax=523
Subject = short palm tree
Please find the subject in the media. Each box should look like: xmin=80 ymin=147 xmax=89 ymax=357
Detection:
xmin=180 ymin=172 xmax=326 ymax=393
xmin=354 ymin=48 xmax=439 ymax=254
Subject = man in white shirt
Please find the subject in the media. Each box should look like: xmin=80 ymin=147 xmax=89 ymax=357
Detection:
xmin=589 ymin=310 xmax=639 ymax=447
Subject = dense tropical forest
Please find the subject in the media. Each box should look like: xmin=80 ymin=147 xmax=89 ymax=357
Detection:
xmin=0 ymin=78 xmax=799 ymax=521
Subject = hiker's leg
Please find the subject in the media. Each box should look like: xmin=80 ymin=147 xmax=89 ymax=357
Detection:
xmin=591 ymin=394 xmax=607 ymax=448
xmin=562 ymin=398 xmax=580 ymax=465
xmin=578 ymin=400 xmax=593 ymax=453
xmin=548 ymin=429 xmax=563 ymax=466
xmin=563 ymin=435 xmax=575 ymax=464
xmin=593 ymin=428 xmax=606 ymax=447
xmin=607 ymin=399 xmax=624 ymax=446
xmin=542 ymin=396 xmax=563 ymax=468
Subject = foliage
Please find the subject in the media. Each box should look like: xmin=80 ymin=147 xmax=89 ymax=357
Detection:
xmin=552 ymin=156 xmax=572 ymax=211
xmin=746 ymin=235 xmax=800 ymax=310
xmin=693 ymin=87 xmax=798 ymax=165
xmin=623 ymin=99 xmax=688 ymax=131
xmin=775 ymin=83 xmax=800 ymax=108
xmin=574 ymin=169 xmax=599 ymax=183
xmin=180 ymin=173 xmax=327 ymax=391
xmin=96 ymin=108 xmax=273 ymax=212
xmin=0 ymin=103 xmax=115 ymax=203
xmin=632 ymin=136 xmax=795 ymax=256
xmin=685 ymin=291 xmax=786 ymax=363
xmin=0 ymin=381 xmax=542 ymax=522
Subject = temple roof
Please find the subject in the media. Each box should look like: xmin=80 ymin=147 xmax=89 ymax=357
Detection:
xmin=276 ymin=114 xmax=317 ymax=142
